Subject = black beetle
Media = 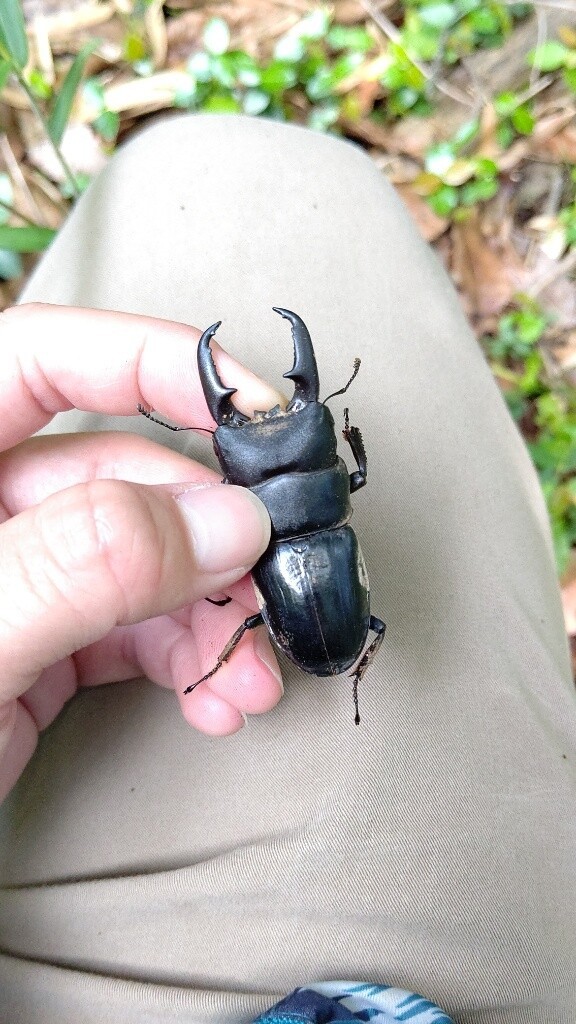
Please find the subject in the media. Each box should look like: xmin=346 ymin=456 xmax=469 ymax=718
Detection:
xmin=139 ymin=308 xmax=385 ymax=723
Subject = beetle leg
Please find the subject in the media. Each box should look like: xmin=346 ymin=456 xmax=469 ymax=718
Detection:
xmin=343 ymin=407 xmax=367 ymax=494
xmin=350 ymin=617 xmax=386 ymax=725
xmin=183 ymin=612 xmax=264 ymax=694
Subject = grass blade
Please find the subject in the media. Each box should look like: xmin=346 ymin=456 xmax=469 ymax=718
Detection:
xmin=0 ymin=225 xmax=56 ymax=252
xmin=48 ymin=40 xmax=98 ymax=146
xmin=0 ymin=0 xmax=28 ymax=70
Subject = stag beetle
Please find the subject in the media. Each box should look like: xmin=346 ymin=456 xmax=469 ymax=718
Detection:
xmin=139 ymin=308 xmax=385 ymax=723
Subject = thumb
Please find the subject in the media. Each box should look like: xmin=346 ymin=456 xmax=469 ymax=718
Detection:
xmin=0 ymin=478 xmax=270 ymax=702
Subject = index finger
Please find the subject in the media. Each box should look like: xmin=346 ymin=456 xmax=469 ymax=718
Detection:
xmin=0 ymin=303 xmax=285 ymax=450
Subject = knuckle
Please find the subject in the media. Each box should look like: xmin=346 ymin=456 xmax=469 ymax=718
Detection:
xmin=39 ymin=479 xmax=169 ymax=620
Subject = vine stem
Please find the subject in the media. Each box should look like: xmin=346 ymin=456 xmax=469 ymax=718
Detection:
xmin=15 ymin=69 xmax=81 ymax=200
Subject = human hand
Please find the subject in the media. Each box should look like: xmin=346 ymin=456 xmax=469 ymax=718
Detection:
xmin=0 ymin=303 xmax=285 ymax=802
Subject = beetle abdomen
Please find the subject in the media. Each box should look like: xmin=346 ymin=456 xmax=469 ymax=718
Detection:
xmin=250 ymin=458 xmax=351 ymax=539
xmin=253 ymin=527 xmax=370 ymax=676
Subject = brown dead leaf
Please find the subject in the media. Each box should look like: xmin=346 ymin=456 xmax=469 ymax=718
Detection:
xmin=26 ymin=121 xmax=108 ymax=182
xmin=542 ymin=330 xmax=576 ymax=387
xmin=395 ymin=184 xmax=448 ymax=242
xmin=339 ymin=116 xmax=393 ymax=150
xmin=533 ymin=124 xmax=576 ymax=164
xmin=166 ymin=11 xmax=203 ymax=64
xmin=523 ymin=245 xmax=576 ymax=328
xmin=561 ymin=551 xmax=576 ymax=636
xmin=451 ymin=209 xmax=525 ymax=317
xmin=332 ymin=1 xmax=367 ymax=24
xmin=380 ymin=115 xmax=437 ymax=161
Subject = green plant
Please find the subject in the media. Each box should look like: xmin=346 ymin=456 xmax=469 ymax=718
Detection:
xmin=530 ymin=35 xmax=576 ymax=93
xmin=414 ymin=125 xmax=500 ymax=216
xmin=175 ymin=12 xmax=375 ymax=129
xmin=493 ymin=89 xmax=535 ymax=148
xmin=482 ymin=299 xmax=576 ymax=572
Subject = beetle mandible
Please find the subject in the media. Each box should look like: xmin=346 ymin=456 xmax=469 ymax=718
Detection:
xmin=139 ymin=308 xmax=386 ymax=723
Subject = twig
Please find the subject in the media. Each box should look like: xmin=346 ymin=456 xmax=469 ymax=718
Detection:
xmin=0 ymin=197 xmax=39 ymax=227
xmin=502 ymin=0 xmax=576 ymax=10
xmin=14 ymin=70 xmax=80 ymax=199
xmin=529 ymin=7 xmax=548 ymax=88
xmin=360 ymin=0 xmax=475 ymax=108
xmin=529 ymin=247 xmax=576 ymax=297
xmin=0 ymin=135 xmax=46 ymax=225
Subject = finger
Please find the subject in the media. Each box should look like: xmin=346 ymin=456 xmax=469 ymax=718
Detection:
xmin=87 ymin=602 xmax=283 ymax=727
xmin=0 ymin=478 xmax=270 ymax=701
xmin=18 ymin=595 xmax=283 ymax=740
xmin=178 ymin=598 xmax=283 ymax=718
xmin=0 ymin=431 xmax=220 ymax=517
xmin=0 ymin=303 xmax=287 ymax=450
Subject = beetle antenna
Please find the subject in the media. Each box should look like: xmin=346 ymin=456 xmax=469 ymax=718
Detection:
xmin=137 ymin=404 xmax=214 ymax=435
xmin=322 ymin=358 xmax=361 ymax=405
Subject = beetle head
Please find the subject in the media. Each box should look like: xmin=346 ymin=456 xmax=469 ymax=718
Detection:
xmin=197 ymin=308 xmax=320 ymax=427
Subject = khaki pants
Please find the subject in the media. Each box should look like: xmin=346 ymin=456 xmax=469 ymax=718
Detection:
xmin=0 ymin=115 xmax=575 ymax=1023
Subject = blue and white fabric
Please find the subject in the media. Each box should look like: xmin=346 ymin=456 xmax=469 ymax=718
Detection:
xmin=253 ymin=980 xmax=453 ymax=1024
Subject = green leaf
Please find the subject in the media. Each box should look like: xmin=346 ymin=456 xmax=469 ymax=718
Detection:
xmin=495 ymin=90 xmax=517 ymax=117
xmin=201 ymin=91 xmax=240 ymax=113
xmin=28 ymin=67 xmax=52 ymax=98
xmin=0 ymin=248 xmax=22 ymax=279
xmin=242 ymin=89 xmax=269 ymax=116
xmin=474 ymin=157 xmax=499 ymax=178
xmin=307 ymin=99 xmax=340 ymax=132
xmin=511 ymin=104 xmax=534 ymax=135
xmin=296 ymin=9 xmax=330 ymax=42
xmin=203 ymin=18 xmax=230 ymax=57
xmin=274 ymin=32 xmax=305 ymax=63
xmin=530 ymin=40 xmax=569 ymax=72
xmin=260 ymin=60 xmax=297 ymax=96
xmin=186 ymin=52 xmax=209 ymax=81
xmin=124 ymin=32 xmax=146 ymax=63
xmin=425 ymin=142 xmax=456 ymax=176
xmin=451 ymin=118 xmax=480 ymax=150
xmin=93 ymin=109 xmax=119 ymax=141
xmin=0 ymin=224 xmax=56 ymax=252
xmin=418 ymin=3 xmax=457 ymax=31
xmin=459 ymin=177 xmax=499 ymax=205
xmin=0 ymin=0 xmax=28 ymax=70
xmin=82 ymin=77 xmax=106 ymax=116
xmin=48 ymin=40 xmax=98 ymax=146
xmin=0 ymin=58 xmax=11 ymax=91
xmin=427 ymin=185 xmax=458 ymax=216
xmin=326 ymin=25 xmax=374 ymax=52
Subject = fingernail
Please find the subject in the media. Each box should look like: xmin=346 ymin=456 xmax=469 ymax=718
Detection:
xmin=175 ymin=485 xmax=270 ymax=575
xmin=254 ymin=630 xmax=284 ymax=694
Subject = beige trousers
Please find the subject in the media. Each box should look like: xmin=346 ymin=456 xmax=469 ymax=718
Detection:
xmin=0 ymin=115 xmax=575 ymax=1023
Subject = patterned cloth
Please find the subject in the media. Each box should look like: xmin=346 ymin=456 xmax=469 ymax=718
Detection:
xmin=253 ymin=981 xmax=453 ymax=1024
